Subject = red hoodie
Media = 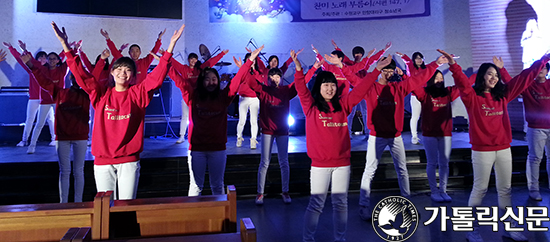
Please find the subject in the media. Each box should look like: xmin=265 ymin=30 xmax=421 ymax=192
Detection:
xmin=450 ymin=56 xmax=549 ymax=151
xmin=66 ymin=51 xmax=171 ymax=165
xmin=106 ymin=38 xmax=161 ymax=85
xmin=522 ymin=79 xmax=550 ymax=129
xmin=412 ymin=86 xmax=460 ymax=137
xmin=8 ymin=47 xmax=53 ymax=103
xmin=173 ymin=60 xmax=253 ymax=151
xmin=361 ymin=61 xmax=439 ymax=138
xmin=31 ymin=64 xmax=90 ymax=141
xmin=247 ymin=74 xmax=297 ymax=136
xmin=295 ymin=66 xmax=380 ymax=167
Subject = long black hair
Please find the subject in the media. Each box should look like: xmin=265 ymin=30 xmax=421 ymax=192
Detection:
xmin=424 ymin=70 xmax=449 ymax=98
xmin=188 ymin=53 xmax=202 ymax=70
xmin=311 ymin=71 xmax=342 ymax=113
xmin=196 ymin=67 xmax=220 ymax=101
xmin=473 ymin=63 xmax=505 ymax=101
xmin=412 ymin=52 xmax=426 ymax=70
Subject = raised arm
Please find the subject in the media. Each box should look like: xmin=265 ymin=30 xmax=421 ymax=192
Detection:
xmin=438 ymin=49 xmax=474 ymax=98
xmin=4 ymin=42 xmax=33 ymax=74
xmin=101 ymin=29 xmax=123 ymax=60
xmin=227 ymin=46 xmax=263 ymax=98
xmin=292 ymin=49 xmax=314 ymax=115
xmin=505 ymin=53 xmax=550 ymax=101
xmin=200 ymin=49 xmax=228 ymax=69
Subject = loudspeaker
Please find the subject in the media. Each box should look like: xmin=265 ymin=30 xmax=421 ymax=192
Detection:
xmin=145 ymin=79 xmax=171 ymax=117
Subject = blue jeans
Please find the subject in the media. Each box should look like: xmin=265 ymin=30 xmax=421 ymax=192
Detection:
xmin=257 ymin=133 xmax=289 ymax=194
xmin=188 ymin=150 xmax=227 ymax=196
xmin=303 ymin=166 xmax=350 ymax=242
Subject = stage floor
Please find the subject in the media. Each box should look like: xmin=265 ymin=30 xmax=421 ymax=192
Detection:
xmin=0 ymin=131 xmax=529 ymax=164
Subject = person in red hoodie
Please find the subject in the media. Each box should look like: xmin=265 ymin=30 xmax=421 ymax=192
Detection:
xmin=27 ymin=45 xmax=68 ymax=153
xmin=440 ymin=49 xmax=550 ymax=242
xmin=168 ymin=50 xmax=228 ymax=144
xmin=297 ymin=47 xmax=391 ymax=242
xmin=358 ymin=52 xmax=446 ymax=221
xmin=242 ymin=50 xmax=301 ymax=204
xmin=235 ymin=52 xmax=261 ymax=149
xmin=522 ymin=63 xmax=550 ymax=201
xmin=398 ymin=52 xmax=426 ymax=145
xmin=171 ymin=45 xmax=263 ymax=196
xmin=100 ymin=28 xmax=165 ymax=85
xmin=52 ymin=22 xmax=184 ymax=200
xmin=412 ymin=70 xmax=460 ymax=202
xmin=22 ymin=52 xmax=90 ymax=203
xmin=3 ymin=42 xmax=54 ymax=149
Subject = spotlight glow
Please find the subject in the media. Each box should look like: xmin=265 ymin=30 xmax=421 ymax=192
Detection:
xmin=288 ymin=115 xmax=295 ymax=126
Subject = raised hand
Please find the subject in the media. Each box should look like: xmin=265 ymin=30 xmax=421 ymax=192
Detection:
xmin=0 ymin=49 xmax=7 ymax=62
xmin=384 ymin=42 xmax=392 ymax=51
xmin=245 ymin=47 xmax=253 ymax=53
xmin=295 ymin=48 xmax=304 ymax=56
xmin=158 ymin=48 xmax=166 ymax=55
xmin=375 ymin=54 xmax=393 ymax=71
xmin=311 ymin=44 xmax=319 ymax=54
xmin=166 ymin=24 xmax=185 ymax=54
xmin=290 ymin=49 xmax=302 ymax=71
xmin=3 ymin=42 xmax=12 ymax=48
xmin=119 ymin=43 xmax=130 ymax=52
xmin=331 ymin=39 xmax=338 ymax=49
xmin=249 ymin=45 xmax=264 ymax=61
xmin=20 ymin=52 xmax=32 ymax=65
xmin=313 ymin=59 xmax=324 ymax=69
xmin=233 ymin=56 xmax=243 ymax=68
xmin=222 ymin=49 xmax=229 ymax=54
xmin=100 ymin=49 xmax=110 ymax=60
xmin=51 ymin=21 xmax=70 ymax=53
xmin=73 ymin=40 xmax=83 ymax=53
xmin=492 ymin=56 xmax=504 ymax=69
xmin=18 ymin=40 xmax=27 ymax=52
xmin=324 ymin=53 xmax=343 ymax=68
xmin=158 ymin=28 xmax=167 ymax=40
xmin=436 ymin=49 xmax=454 ymax=65
xmin=100 ymin=29 xmax=110 ymax=39
xmin=366 ymin=48 xmax=376 ymax=58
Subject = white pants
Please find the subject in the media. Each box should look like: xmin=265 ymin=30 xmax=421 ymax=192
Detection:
xmin=257 ymin=134 xmax=289 ymax=194
xmin=29 ymin=104 xmax=56 ymax=145
xmin=236 ymin=97 xmax=259 ymax=139
xmin=94 ymin=161 xmax=140 ymax=200
xmin=468 ymin=149 xmax=512 ymax=209
xmin=360 ymin=135 xmax=410 ymax=206
xmin=179 ymin=99 xmax=189 ymax=137
xmin=57 ymin=140 xmax=87 ymax=203
xmin=410 ymin=95 xmax=421 ymax=138
xmin=303 ymin=166 xmax=350 ymax=242
xmin=423 ymin=136 xmax=452 ymax=193
xmin=347 ymin=100 xmax=368 ymax=135
xmin=526 ymin=127 xmax=550 ymax=191
xmin=188 ymin=150 xmax=227 ymax=196
xmin=21 ymin=99 xmax=40 ymax=142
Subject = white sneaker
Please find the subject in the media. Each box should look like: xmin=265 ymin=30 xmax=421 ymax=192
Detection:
xmin=466 ymin=229 xmax=483 ymax=242
xmin=250 ymin=138 xmax=258 ymax=149
xmin=27 ymin=145 xmax=36 ymax=154
xmin=175 ymin=136 xmax=185 ymax=144
xmin=411 ymin=136 xmax=420 ymax=145
xmin=359 ymin=206 xmax=371 ymax=221
xmin=16 ymin=141 xmax=27 ymax=147
xmin=236 ymin=137 xmax=244 ymax=147
xmin=49 ymin=141 xmax=56 ymax=146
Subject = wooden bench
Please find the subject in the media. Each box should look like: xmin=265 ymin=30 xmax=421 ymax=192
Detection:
xmin=0 ymin=192 xmax=103 ymax=242
xmin=100 ymin=186 xmax=239 ymax=239
xmin=62 ymin=218 xmax=256 ymax=242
